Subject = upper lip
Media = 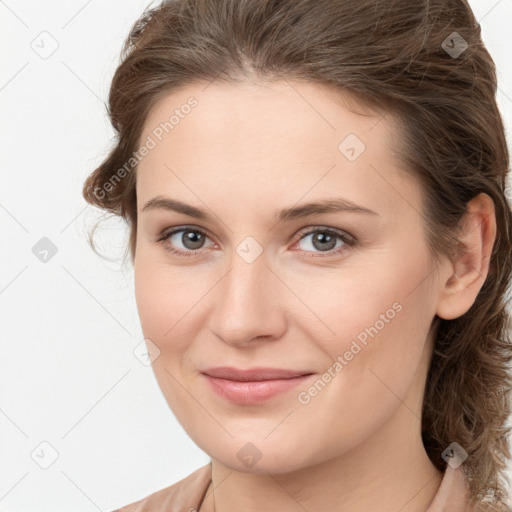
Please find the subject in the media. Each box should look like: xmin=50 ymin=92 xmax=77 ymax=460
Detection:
xmin=201 ymin=366 xmax=314 ymax=381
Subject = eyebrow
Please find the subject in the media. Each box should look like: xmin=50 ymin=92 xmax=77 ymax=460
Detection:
xmin=141 ymin=196 xmax=379 ymax=222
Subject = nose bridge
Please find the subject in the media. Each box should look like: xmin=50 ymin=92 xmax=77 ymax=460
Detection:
xmin=208 ymin=246 xmax=285 ymax=344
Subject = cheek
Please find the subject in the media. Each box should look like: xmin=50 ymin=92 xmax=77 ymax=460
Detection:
xmin=304 ymin=247 xmax=436 ymax=391
xmin=134 ymin=260 xmax=191 ymax=343
xmin=291 ymin=269 xmax=435 ymax=455
xmin=133 ymin=257 xmax=213 ymax=380
xmin=133 ymin=263 xmax=199 ymax=414
xmin=134 ymin=266 xmax=167 ymax=338
xmin=300 ymin=262 xmax=426 ymax=345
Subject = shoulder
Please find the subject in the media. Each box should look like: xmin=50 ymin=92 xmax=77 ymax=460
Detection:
xmin=426 ymin=464 xmax=512 ymax=512
xmin=472 ymin=501 xmax=512 ymax=512
xmin=111 ymin=463 xmax=212 ymax=512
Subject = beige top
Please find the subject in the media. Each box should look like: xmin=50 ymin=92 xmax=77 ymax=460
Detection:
xmin=112 ymin=462 xmax=511 ymax=512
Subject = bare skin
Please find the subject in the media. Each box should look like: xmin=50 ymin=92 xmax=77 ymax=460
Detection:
xmin=133 ymin=79 xmax=496 ymax=512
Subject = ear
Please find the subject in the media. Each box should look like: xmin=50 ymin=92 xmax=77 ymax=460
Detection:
xmin=436 ymin=192 xmax=497 ymax=320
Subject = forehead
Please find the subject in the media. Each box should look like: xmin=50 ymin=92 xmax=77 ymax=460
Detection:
xmin=140 ymin=79 xmax=386 ymax=151
xmin=136 ymin=80 xmax=420 ymax=220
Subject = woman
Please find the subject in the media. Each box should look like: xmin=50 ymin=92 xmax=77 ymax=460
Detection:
xmin=83 ymin=0 xmax=512 ymax=510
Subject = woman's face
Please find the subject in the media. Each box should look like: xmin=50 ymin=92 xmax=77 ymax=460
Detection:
xmin=133 ymin=80 xmax=447 ymax=473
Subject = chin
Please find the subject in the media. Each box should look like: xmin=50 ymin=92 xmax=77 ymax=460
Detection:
xmin=205 ymin=438 xmax=317 ymax=475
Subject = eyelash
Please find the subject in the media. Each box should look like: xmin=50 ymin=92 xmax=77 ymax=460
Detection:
xmin=156 ymin=225 xmax=357 ymax=258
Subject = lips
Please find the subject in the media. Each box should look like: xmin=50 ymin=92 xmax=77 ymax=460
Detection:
xmin=201 ymin=366 xmax=315 ymax=404
xmin=201 ymin=366 xmax=313 ymax=381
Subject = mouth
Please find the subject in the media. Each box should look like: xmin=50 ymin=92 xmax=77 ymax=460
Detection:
xmin=201 ymin=366 xmax=315 ymax=405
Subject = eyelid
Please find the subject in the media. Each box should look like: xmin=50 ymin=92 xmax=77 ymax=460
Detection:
xmin=294 ymin=225 xmax=355 ymax=243
xmin=157 ymin=224 xmax=215 ymax=243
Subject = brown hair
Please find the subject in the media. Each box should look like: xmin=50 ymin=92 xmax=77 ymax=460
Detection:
xmin=83 ymin=0 xmax=512 ymax=507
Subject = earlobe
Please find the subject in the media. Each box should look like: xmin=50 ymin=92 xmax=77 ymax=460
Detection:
xmin=435 ymin=193 xmax=497 ymax=321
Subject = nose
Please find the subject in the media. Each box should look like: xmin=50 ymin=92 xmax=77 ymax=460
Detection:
xmin=207 ymin=249 xmax=288 ymax=347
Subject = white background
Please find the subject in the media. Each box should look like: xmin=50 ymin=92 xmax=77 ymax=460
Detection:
xmin=1 ymin=1 xmax=511 ymax=510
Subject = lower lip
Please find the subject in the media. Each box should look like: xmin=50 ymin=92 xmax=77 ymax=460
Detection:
xmin=202 ymin=374 xmax=315 ymax=405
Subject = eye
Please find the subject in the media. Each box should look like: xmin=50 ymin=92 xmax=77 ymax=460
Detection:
xmin=157 ymin=225 xmax=356 ymax=258
xmin=157 ymin=227 xmax=215 ymax=257
xmin=294 ymin=227 xmax=356 ymax=257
